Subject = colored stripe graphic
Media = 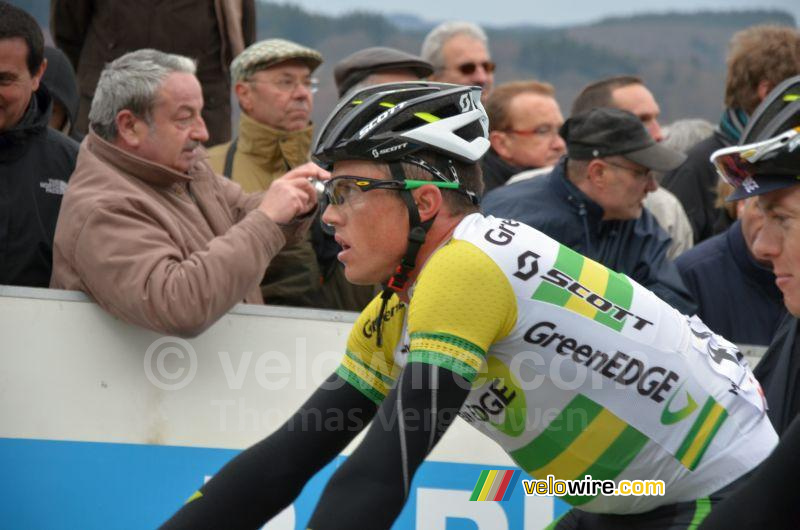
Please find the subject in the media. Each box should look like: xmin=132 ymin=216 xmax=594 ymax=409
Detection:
xmin=532 ymin=245 xmax=634 ymax=332
xmin=675 ymin=397 xmax=728 ymax=470
xmin=469 ymin=470 xmax=520 ymax=501
xmin=509 ymin=394 xmax=648 ymax=506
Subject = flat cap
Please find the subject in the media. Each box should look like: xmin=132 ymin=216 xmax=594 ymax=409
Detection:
xmin=231 ymin=38 xmax=323 ymax=83
xmin=562 ymin=107 xmax=686 ymax=172
xmin=334 ymin=46 xmax=433 ymax=96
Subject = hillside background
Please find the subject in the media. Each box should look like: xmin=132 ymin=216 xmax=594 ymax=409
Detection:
xmin=15 ymin=1 xmax=797 ymax=127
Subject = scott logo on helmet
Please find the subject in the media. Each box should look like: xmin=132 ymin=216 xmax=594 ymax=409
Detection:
xmin=358 ymin=102 xmax=407 ymax=139
xmin=371 ymin=143 xmax=408 ymax=158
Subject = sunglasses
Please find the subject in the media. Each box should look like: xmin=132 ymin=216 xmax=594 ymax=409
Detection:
xmin=711 ymin=127 xmax=800 ymax=188
xmin=322 ymin=176 xmax=460 ymax=206
xmin=455 ymin=61 xmax=496 ymax=75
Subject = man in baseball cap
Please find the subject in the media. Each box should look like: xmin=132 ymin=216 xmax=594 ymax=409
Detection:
xmin=333 ymin=46 xmax=432 ymax=97
xmin=207 ymin=38 xmax=324 ymax=307
xmin=483 ymin=106 xmax=695 ymax=313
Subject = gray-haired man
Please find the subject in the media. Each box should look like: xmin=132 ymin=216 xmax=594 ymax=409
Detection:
xmin=422 ymin=20 xmax=494 ymax=102
xmin=51 ymin=49 xmax=329 ymax=336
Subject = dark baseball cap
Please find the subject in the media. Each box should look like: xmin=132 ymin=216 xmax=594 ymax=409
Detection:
xmin=334 ymin=47 xmax=433 ymax=97
xmin=561 ymin=107 xmax=686 ymax=172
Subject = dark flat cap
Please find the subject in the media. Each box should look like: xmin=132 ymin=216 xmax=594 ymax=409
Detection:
xmin=334 ymin=47 xmax=433 ymax=96
xmin=561 ymin=107 xmax=686 ymax=172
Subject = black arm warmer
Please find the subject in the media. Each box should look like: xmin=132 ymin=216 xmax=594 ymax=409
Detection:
xmin=160 ymin=373 xmax=377 ymax=530
xmin=307 ymin=363 xmax=471 ymax=530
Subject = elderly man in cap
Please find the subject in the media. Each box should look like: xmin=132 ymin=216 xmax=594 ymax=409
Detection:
xmin=208 ymin=38 xmax=324 ymax=307
xmin=333 ymin=46 xmax=432 ymax=97
xmin=483 ymin=107 xmax=695 ymax=313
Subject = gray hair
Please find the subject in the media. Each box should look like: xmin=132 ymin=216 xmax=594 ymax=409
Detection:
xmin=89 ymin=49 xmax=197 ymax=141
xmin=421 ymin=21 xmax=489 ymax=72
xmin=662 ymin=118 xmax=715 ymax=154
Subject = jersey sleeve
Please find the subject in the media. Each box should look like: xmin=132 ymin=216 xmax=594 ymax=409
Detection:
xmin=336 ymin=293 xmax=406 ymax=405
xmin=407 ymin=239 xmax=518 ymax=382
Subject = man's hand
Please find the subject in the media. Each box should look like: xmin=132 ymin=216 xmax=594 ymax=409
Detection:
xmin=258 ymin=162 xmax=331 ymax=224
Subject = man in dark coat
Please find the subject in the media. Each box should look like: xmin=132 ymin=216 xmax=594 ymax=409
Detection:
xmin=483 ymin=107 xmax=695 ymax=314
xmin=0 ymin=2 xmax=78 ymax=288
xmin=50 ymin=0 xmax=256 ymax=145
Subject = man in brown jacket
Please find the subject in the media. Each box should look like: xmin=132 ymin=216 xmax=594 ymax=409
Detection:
xmin=51 ymin=49 xmax=329 ymax=337
xmin=50 ymin=0 xmax=255 ymax=145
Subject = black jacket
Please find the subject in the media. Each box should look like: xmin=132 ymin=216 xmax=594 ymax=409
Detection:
xmin=754 ymin=314 xmax=800 ymax=436
xmin=676 ymin=220 xmax=785 ymax=348
xmin=482 ymin=158 xmax=696 ymax=315
xmin=661 ymin=133 xmax=733 ymax=243
xmin=479 ymin=148 xmax=527 ymax=195
xmin=0 ymin=87 xmax=78 ymax=287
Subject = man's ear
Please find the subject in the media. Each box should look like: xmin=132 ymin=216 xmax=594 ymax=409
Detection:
xmin=30 ymin=58 xmax=47 ymax=92
xmin=235 ymin=81 xmax=252 ymax=113
xmin=115 ymin=110 xmax=143 ymax=147
xmin=585 ymin=159 xmax=608 ymax=190
xmin=489 ymin=130 xmax=513 ymax=159
xmin=757 ymin=80 xmax=774 ymax=103
xmin=414 ymin=183 xmax=444 ymax=222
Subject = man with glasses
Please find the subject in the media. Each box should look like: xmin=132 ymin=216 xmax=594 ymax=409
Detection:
xmin=208 ymin=39 xmax=324 ymax=307
xmin=422 ymin=21 xmax=495 ymax=103
xmin=481 ymin=80 xmax=567 ymax=193
xmin=484 ymin=107 xmax=696 ymax=314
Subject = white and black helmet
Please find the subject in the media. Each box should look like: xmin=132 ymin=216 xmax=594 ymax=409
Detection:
xmin=313 ymin=81 xmax=490 ymax=171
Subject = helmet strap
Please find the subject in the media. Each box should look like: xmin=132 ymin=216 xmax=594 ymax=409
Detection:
xmin=376 ymin=161 xmax=435 ymax=346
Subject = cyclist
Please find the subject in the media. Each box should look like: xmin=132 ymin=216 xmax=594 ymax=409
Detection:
xmin=700 ymin=75 xmax=800 ymax=529
xmin=162 ymin=82 xmax=776 ymax=529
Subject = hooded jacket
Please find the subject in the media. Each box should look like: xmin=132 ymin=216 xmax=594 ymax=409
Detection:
xmin=482 ymin=158 xmax=697 ymax=315
xmin=42 ymin=46 xmax=83 ymax=142
xmin=207 ymin=114 xmax=321 ymax=307
xmin=51 ymin=130 xmax=311 ymax=337
xmin=1 ymin=86 xmax=78 ymax=288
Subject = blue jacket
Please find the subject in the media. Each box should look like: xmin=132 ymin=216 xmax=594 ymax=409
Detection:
xmin=676 ymin=220 xmax=785 ymax=348
xmin=482 ymin=158 xmax=696 ymax=314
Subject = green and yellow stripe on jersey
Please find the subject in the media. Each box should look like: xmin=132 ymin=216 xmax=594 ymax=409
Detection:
xmin=532 ymin=244 xmax=634 ymax=332
xmin=675 ymin=397 xmax=729 ymax=470
xmin=510 ymin=394 xmax=649 ymax=506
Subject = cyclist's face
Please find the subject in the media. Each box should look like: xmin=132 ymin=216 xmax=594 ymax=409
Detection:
xmin=321 ymin=160 xmax=409 ymax=284
xmin=753 ymin=186 xmax=800 ymax=316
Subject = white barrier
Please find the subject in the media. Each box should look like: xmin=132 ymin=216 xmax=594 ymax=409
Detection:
xmin=0 ymin=286 xmax=559 ymax=529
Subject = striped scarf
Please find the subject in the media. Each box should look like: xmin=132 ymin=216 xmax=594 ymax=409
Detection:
xmin=717 ymin=108 xmax=749 ymax=146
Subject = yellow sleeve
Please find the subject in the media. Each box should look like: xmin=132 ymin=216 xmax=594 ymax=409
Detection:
xmin=336 ymin=293 xmax=406 ymax=404
xmin=407 ymin=239 xmax=517 ymax=382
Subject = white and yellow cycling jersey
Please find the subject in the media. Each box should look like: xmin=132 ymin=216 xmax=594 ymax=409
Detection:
xmin=338 ymin=213 xmax=777 ymax=514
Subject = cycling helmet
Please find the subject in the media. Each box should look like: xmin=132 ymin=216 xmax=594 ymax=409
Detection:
xmin=313 ymin=81 xmax=490 ymax=345
xmin=712 ymin=74 xmax=800 ymax=201
xmin=313 ymin=81 xmax=489 ymax=168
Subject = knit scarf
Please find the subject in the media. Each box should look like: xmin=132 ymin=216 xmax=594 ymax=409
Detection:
xmin=718 ymin=108 xmax=749 ymax=146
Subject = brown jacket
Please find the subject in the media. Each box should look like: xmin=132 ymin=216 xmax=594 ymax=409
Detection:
xmin=51 ymin=131 xmax=310 ymax=337
xmin=50 ymin=0 xmax=256 ymax=145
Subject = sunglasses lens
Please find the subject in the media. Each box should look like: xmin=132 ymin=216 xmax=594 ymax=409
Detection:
xmin=458 ymin=62 xmax=477 ymax=75
xmin=713 ymin=152 xmax=755 ymax=187
xmin=457 ymin=61 xmax=495 ymax=75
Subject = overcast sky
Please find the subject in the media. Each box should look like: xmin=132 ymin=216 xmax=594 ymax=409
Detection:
xmin=283 ymin=0 xmax=799 ymax=27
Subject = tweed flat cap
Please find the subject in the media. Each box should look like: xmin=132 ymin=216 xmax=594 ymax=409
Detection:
xmin=334 ymin=46 xmax=433 ymax=96
xmin=231 ymin=38 xmax=323 ymax=82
